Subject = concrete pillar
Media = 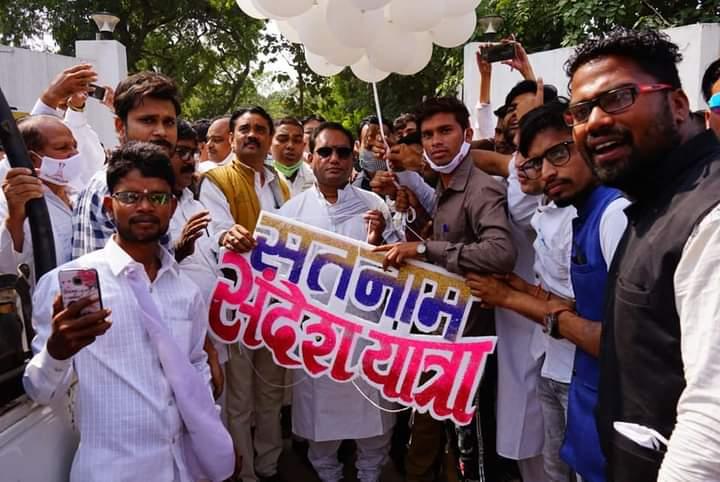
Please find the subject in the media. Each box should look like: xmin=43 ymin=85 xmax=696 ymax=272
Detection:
xmin=75 ymin=40 xmax=127 ymax=149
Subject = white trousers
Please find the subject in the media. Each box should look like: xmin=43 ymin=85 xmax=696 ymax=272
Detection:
xmin=307 ymin=430 xmax=392 ymax=482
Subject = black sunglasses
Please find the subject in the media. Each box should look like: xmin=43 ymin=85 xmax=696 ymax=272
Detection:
xmin=315 ymin=146 xmax=353 ymax=159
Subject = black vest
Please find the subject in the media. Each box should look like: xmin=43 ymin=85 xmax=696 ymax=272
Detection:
xmin=597 ymin=130 xmax=720 ymax=481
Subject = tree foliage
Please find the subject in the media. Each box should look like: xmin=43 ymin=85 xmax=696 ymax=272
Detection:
xmin=0 ymin=0 xmax=268 ymax=119
xmin=1 ymin=0 xmax=719 ymax=126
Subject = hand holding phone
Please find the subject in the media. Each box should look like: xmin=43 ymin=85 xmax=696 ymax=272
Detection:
xmin=88 ymin=84 xmax=107 ymax=102
xmin=480 ymin=42 xmax=516 ymax=63
xmin=48 ymin=269 xmax=111 ymax=360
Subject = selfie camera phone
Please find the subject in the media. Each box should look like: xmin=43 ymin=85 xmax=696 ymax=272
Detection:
xmin=89 ymin=84 xmax=106 ymax=101
xmin=481 ymin=43 xmax=516 ymax=63
xmin=58 ymin=268 xmax=104 ymax=316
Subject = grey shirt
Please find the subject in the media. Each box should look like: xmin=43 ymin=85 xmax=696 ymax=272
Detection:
xmin=426 ymin=154 xmax=517 ymax=275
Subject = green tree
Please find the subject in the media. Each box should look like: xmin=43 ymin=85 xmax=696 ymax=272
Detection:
xmin=0 ymin=0 xmax=270 ymax=119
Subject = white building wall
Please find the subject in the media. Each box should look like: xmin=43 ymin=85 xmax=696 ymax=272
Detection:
xmin=463 ymin=23 xmax=720 ymax=130
xmin=0 ymin=39 xmax=128 ymax=148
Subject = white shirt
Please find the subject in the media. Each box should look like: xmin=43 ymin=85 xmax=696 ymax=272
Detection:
xmin=168 ymin=188 xmax=208 ymax=246
xmin=658 ymin=203 xmax=720 ymax=481
xmin=473 ymin=102 xmax=496 ymax=141
xmin=200 ymin=165 xmax=281 ymax=238
xmin=0 ymin=184 xmax=74 ymax=281
xmin=278 ymin=184 xmax=399 ymax=441
xmin=197 ymin=151 xmax=233 ymax=174
xmin=278 ymin=183 xmax=401 ymax=245
xmin=529 ymin=200 xmax=577 ymax=383
xmin=23 ymin=238 xmax=210 ymax=482
xmin=276 ymin=161 xmax=316 ymax=197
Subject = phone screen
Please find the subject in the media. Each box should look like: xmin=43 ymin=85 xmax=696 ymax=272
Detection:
xmin=58 ymin=268 xmax=103 ymax=316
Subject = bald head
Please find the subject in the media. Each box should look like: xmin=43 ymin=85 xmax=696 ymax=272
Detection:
xmin=207 ymin=116 xmax=232 ymax=162
xmin=17 ymin=115 xmax=77 ymax=164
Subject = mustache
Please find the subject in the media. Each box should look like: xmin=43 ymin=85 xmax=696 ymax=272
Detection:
xmin=243 ymin=138 xmax=260 ymax=147
xmin=180 ymin=164 xmax=195 ymax=174
xmin=130 ymin=215 xmax=160 ymax=225
xmin=587 ymin=127 xmax=631 ymax=145
xmin=150 ymin=139 xmax=173 ymax=150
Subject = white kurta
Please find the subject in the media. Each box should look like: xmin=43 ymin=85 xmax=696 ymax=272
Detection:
xmin=0 ymin=184 xmax=74 ymax=282
xmin=494 ymin=158 xmax=545 ymax=460
xmin=276 ymin=161 xmax=316 ymax=197
xmin=278 ymin=184 xmax=400 ymax=442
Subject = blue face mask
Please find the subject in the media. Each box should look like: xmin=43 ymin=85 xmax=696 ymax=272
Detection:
xmin=359 ymin=148 xmax=386 ymax=173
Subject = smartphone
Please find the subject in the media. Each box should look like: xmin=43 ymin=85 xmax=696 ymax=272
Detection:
xmin=58 ymin=268 xmax=104 ymax=316
xmin=88 ymin=84 xmax=106 ymax=101
xmin=481 ymin=43 xmax=516 ymax=63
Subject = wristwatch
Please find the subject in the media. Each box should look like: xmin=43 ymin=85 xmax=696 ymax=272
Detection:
xmin=415 ymin=242 xmax=427 ymax=255
xmin=543 ymin=307 xmax=573 ymax=339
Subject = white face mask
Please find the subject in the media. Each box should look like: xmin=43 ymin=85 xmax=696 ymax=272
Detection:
xmin=424 ymin=140 xmax=471 ymax=175
xmin=34 ymin=152 xmax=82 ymax=186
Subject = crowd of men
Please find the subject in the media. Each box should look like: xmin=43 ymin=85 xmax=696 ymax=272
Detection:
xmin=1 ymin=26 xmax=720 ymax=482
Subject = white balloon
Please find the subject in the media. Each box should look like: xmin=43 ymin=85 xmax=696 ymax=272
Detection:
xmin=366 ymin=22 xmax=416 ymax=73
xmin=275 ymin=20 xmax=301 ymax=44
xmin=349 ymin=0 xmax=391 ymax=11
xmin=253 ymin=0 xmax=313 ymax=19
xmin=323 ymin=43 xmax=364 ymax=67
xmin=386 ymin=0 xmax=444 ymax=32
xmin=235 ymin=0 xmax=268 ymax=19
xmin=290 ymin=2 xmax=336 ymax=58
xmin=430 ymin=11 xmax=477 ymax=48
xmin=351 ymin=55 xmax=390 ymax=83
xmin=326 ymin=0 xmax=386 ymax=49
xmin=445 ymin=0 xmax=481 ymax=17
xmin=305 ymin=50 xmax=345 ymax=77
xmin=396 ymin=32 xmax=433 ymax=75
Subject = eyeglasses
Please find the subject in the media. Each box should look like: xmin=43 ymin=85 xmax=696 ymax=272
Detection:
xmin=709 ymin=93 xmax=720 ymax=114
xmin=518 ymin=140 xmax=574 ymax=180
xmin=112 ymin=191 xmax=174 ymax=206
xmin=315 ymin=146 xmax=353 ymax=159
xmin=565 ymin=83 xmax=674 ymax=126
xmin=175 ymin=146 xmax=199 ymax=162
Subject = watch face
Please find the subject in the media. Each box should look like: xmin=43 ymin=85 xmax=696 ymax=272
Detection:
xmin=416 ymin=243 xmax=427 ymax=255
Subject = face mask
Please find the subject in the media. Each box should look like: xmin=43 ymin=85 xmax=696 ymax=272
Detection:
xmin=359 ymin=148 xmax=386 ymax=173
xmin=424 ymin=140 xmax=471 ymax=175
xmin=35 ymin=152 xmax=82 ymax=186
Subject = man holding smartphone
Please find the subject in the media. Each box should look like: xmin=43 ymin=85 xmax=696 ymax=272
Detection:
xmin=24 ymin=142 xmax=233 ymax=482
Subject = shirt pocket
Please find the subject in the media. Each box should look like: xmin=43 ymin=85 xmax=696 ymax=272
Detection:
xmin=167 ymin=318 xmax=195 ymax=355
xmin=615 ymin=276 xmax=652 ymax=307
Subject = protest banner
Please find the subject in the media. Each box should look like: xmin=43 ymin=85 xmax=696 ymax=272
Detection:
xmin=208 ymin=212 xmax=497 ymax=425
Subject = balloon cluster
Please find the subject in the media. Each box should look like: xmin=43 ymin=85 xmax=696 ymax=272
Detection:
xmin=236 ymin=0 xmax=479 ymax=82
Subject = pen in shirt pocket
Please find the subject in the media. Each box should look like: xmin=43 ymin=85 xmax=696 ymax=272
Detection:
xmin=442 ymin=223 xmax=449 ymax=240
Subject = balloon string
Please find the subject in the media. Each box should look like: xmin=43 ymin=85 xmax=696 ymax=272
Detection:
xmin=372 ymin=80 xmax=423 ymax=241
xmin=352 ymin=379 xmax=411 ymax=413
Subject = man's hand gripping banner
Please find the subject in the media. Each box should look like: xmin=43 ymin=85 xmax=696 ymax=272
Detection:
xmin=209 ymin=212 xmax=496 ymax=425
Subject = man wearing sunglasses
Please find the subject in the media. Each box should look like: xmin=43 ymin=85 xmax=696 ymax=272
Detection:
xmin=701 ymin=58 xmax=720 ymax=138
xmin=565 ymin=29 xmax=720 ymax=482
xmin=278 ymin=121 xmax=400 ymax=482
xmin=24 ymin=141 xmax=234 ymax=482
xmin=468 ymin=99 xmax=630 ymax=482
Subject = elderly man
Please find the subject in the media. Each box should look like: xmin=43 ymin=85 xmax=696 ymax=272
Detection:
xmin=1 ymin=115 xmax=80 ymax=278
xmin=198 ymin=116 xmax=233 ymax=173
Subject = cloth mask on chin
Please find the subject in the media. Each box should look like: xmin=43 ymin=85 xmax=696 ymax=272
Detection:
xmin=423 ymin=141 xmax=471 ymax=175
xmin=35 ymin=152 xmax=83 ymax=186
